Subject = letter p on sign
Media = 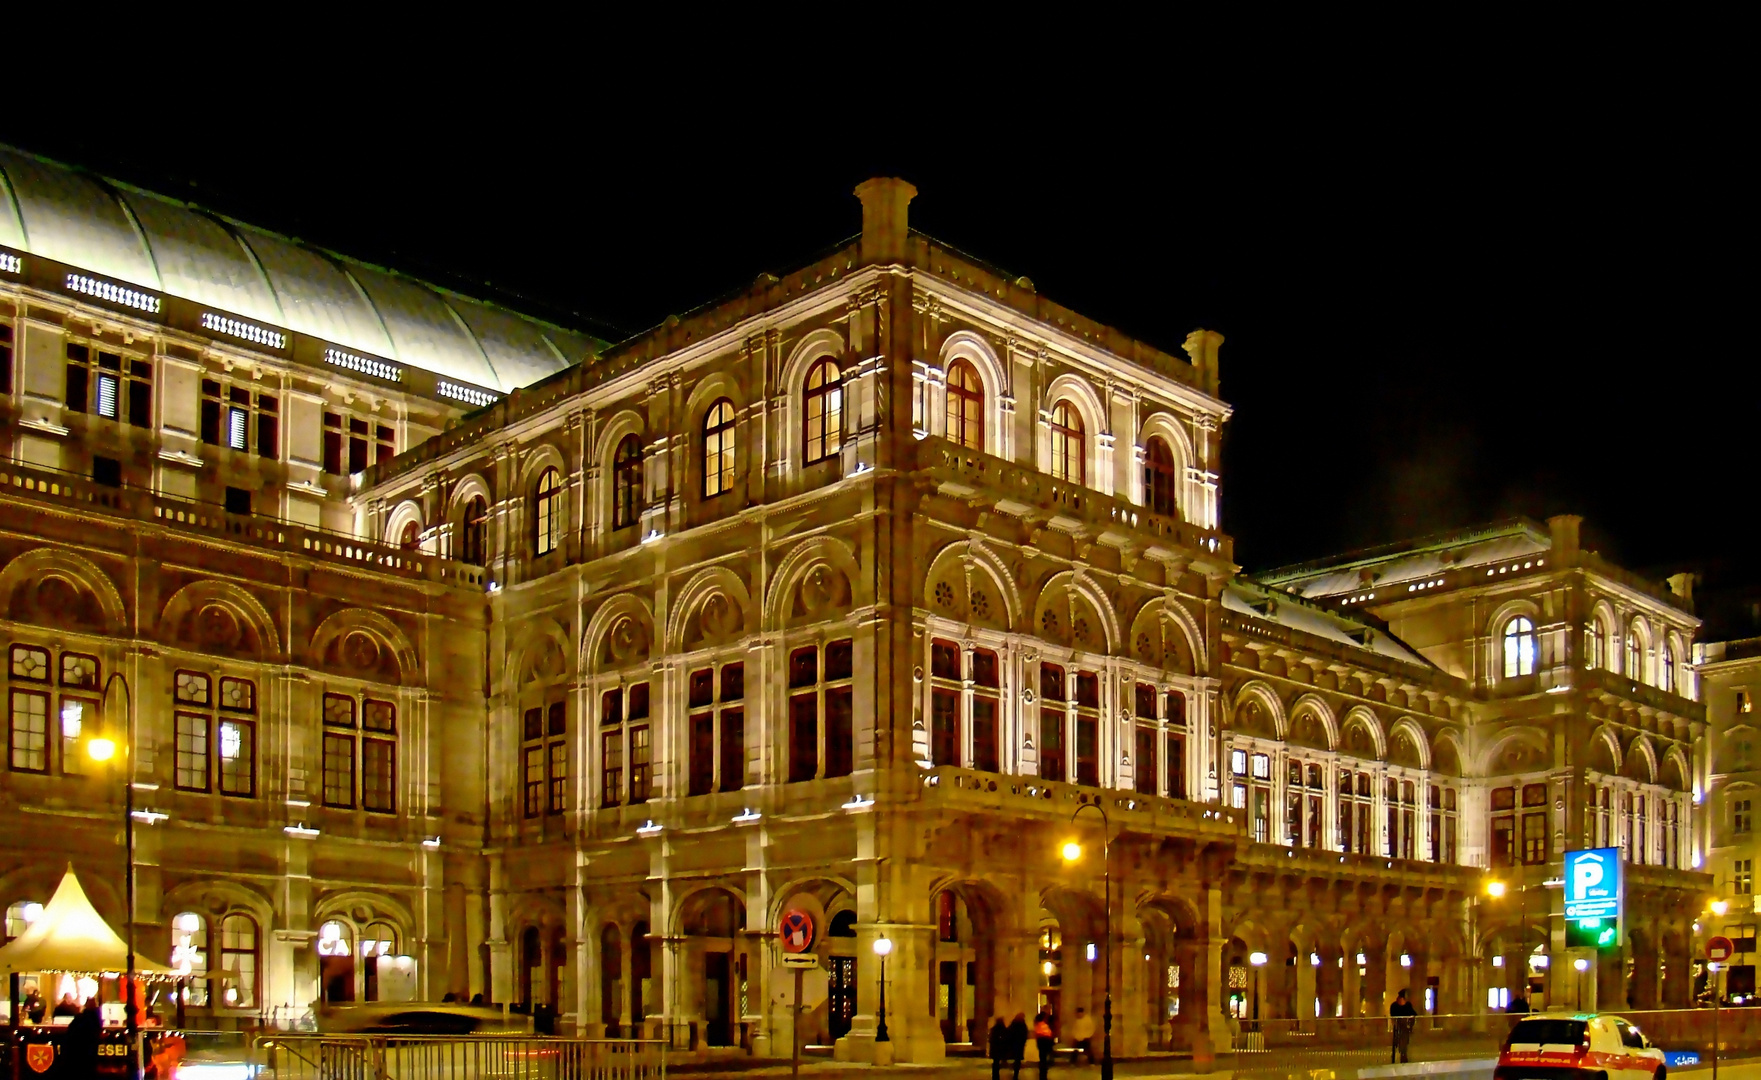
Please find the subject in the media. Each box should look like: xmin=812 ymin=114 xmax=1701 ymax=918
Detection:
xmin=1573 ymin=852 xmax=1603 ymax=894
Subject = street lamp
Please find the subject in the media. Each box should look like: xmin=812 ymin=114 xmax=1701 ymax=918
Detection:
xmin=1061 ymin=801 xmax=1114 ymax=1080
xmin=1573 ymin=957 xmax=1590 ymax=1010
xmin=1248 ymin=951 xmax=1268 ymax=1029
xmin=873 ymin=936 xmax=892 ymax=1044
xmin=88 ymin=674 xmax=141 ymax=1080
xmin=1712 ymin=899 xmax=1730 ymax=917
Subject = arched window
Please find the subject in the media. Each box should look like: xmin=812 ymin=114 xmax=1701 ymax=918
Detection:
xmin=1048 ymin=401 xmax=1085 ymax=484
xmin=1626 ymin=625 xmax=1644 ymax=683
xmin=945 ymin=359 xmax=983 ymax=451
xmin=534 ymin=467 xmax=563 ymax=556
xmin=1584 ymin=619 xmax=1604 ymax=670
xmin=398 ymin=520 xmax=420 ymax=551
xmin=1502 ymin=617 xmax=1537 ymax=678
xmin=1661 ymin=640 xmax=1676 ymax=694
xmin=1144 ymin=436 xmax=1178 ymax=517
xmin=318 ymin=920 xmax=354 ymax=1003
xmin=219 ymin=914 xmax=257 ymax=1008
xmin=803 ymin=358 xmax=843 ymax=464
xmin=361 ymin=921 xmax=397 ymax=1001
xmin=171 ymin=911 xmax=210 ymax=1006
xmin=460 ymin=497 xmax=487 ymax=566
xmin=612 ymin=435 xmax=642 ymax=530
xmin=5 ymin=900 xmax=42 ymax=944
xmin=703 ymin=399 xmax=736 ymax=498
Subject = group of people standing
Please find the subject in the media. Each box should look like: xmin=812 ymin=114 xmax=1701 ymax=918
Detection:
xmin=987 ymin=1008 xmax=1099 ymax=1079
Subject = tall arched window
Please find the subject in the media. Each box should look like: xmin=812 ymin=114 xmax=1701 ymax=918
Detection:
xmin=945 ymin=359 xmax=983 ymax=451
xmin=612 ymin=435 xmax=642 ymax=530
xmin=1661 ymin=640 xmax=1676 ymax=694
xmin=1626 ymin=625 xmax=1644 ymax=683
xmin=398 ymin=520 xmax=420 ymax=551
xmin=218 ymin=914 xmax=257 ymax=1008
xmin=1502 ymin=617 xmax=1537 ymax=678
xmin=1584 ymin=619 xmax=1604 ymax=670
xmin=460 ymin=497 xmax=487 ymax=566
xmin=1048 ymin=401 xmax=1085 ymax=484
xmin=803 ymin=358 xmax=843 ymax=464
xmin=703 ymin=399 xmax=736 ymax=498
xmin=534 ymin=467 xmax=563 ymax=556
xmin=1144 ymin=436 xmax=1178 ymax=517
xmin=171 ymin=911 xmax=210 ymax=1006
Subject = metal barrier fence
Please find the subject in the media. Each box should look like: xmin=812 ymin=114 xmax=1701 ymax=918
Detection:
xmin=253 ymin=1034 xmax=666 ymax=1080
xmin=1228 ymin=1007 xmax=1757 ymax=1078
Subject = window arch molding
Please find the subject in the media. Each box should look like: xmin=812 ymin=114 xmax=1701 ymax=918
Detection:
xmin=1136 ymin=412 xmax=1195 ymax=521
xmin=382 ymin=500 xmax=425 ymax=553
xmin=683 ymin=371 xmax=747 ymax=501
xmin=1485 ymin=600 xmax=1543 ymax=680
xmin=592 ymin=410 xmax=647 ymax=535
xmin=1039 ymin=373 xmax=1110 ymax=493
xmin=1625 ymin=616 xmax=1654 ymax=683
xmin=447 ymin=473 xmax=493 ymax=565
xmin=1386 ymin=717 xmax=1433 ymax=771
xmin=780 ymin=329 xmax=847 ymax=471
xmin=937 ymin=331 xmax=1007 ymax=457
xmin=532 ymin=466 xmax=565 ymax=556
xmin=1585 ymin=601 xmax=1616 ymax=670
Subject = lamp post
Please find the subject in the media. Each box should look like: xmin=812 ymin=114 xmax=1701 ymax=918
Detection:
xmin=1061 ymin=801 xmax=1113 ymax=1080
xmin=86 ymin=673 xmax=139 ymax=1080
xmin=1248 ymin=951 xmax=1268 ymax=1030
xmin=873 ymin=935 xmax=891 ymax=1045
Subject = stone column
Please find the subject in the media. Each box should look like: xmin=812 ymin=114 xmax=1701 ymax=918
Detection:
xmin=1296 ymin=951 xmax=1318 ymax=1030
xmin=1363 ymin=946 xmax=1388 ymax=1020
xmin=1116 ymin=908 xmax=1149 ymax=1055
xmin=1341 ymin=948 xmax=1362 ymax=1018
xmin=487 ymin=852 xmax=512 ymax=1006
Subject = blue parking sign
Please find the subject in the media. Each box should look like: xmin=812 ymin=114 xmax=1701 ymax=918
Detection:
xmin=1563 ymin=848 xmax=1622 ymax=921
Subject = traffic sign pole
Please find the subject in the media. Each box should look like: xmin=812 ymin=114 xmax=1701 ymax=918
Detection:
xmin=792 ymin=967 xmax=803 ymax=1080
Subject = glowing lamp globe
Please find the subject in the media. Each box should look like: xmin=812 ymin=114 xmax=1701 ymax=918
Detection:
xmin=1061 ymin=841 xmax=1082 ymax=863
xmin=87 ymin=737 xmax=117 ymax=762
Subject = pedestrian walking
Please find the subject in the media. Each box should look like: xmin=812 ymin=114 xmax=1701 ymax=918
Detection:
xmin=989 ymin=1016 xmax=1010 ymax=1080
xmin=1006 ymin=1012 xmax=1029 ymax=1080
xmin=1032 ymin=1010 xmax=1056 ymax=1079
xmin=1389 ymin=988 xmax=1418 ymax=1063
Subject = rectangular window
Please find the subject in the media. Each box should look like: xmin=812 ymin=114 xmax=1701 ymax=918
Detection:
xmin=788 ymin=697 xmax=818 ymax=783
xmin=972 ymin=696 xmax=998 ymax=773
xmin=547 ymin=733 xmax=567 ymax=814
xmin=0 ymin=323 xmax=11 ymax=396
xmin=1521 ymin=812 xmax=1548 ymax=864
xmin=1135 ymin=683 xmax=1157 ymax=721
xmin=1252 ymin=785 xmax=1270 ymax=843
xmin=1737 ymin=800 xmax=1753 ymax=835
xmin=65 ymin=345 xmax=149 ymax=425
xmin=362 ymin=737 xmax=396 ymax=812
xmin=1040 ymin=663 xmax=1066 ymax=703
xmin=1166 ymin=732 xmax=1186 ymax=799
xmin=8 ymin=689 xmax=48 ymax=773
xmin=524 ymin=743 xmax=546 ymax=818
xmin=1308 ymin=793 xmax=1323 ymax=848
xmin=1738 ymin=859 xmax=1754 ymax=896
xmin=1251 ymin=753 xmax=1270 ymax=780
xmin=720 ymin=708 xmax=744 ymax=793
xmin=1231 ymin=749 xmax=1247 ymax=777
xmin=628 ymin=724 xmax=650 ymax=803
xmin=601 ymin=730 xmax=623 ymax=807
xmin=1741 ymin=690 xmax=1753 ymax=714
xmin=175 ymin=713 xmax=211 ymax=792
xmin=1287 ymin=788 xmax=1303 ymax=846
xmin=1136 ymin=727 xmax=1157 ymax=796
xmin=1491 ymin=816 xmax=1515 ymax=866
xmin=1075 ymin=671 xmax=1100 ymax=708
xmin=931 ymin=689 xmax=960 ymax=767
xmin=1040 ymin=703 xmax=1065 ymax=782
xmin=689 ymin=713 xmax=715 ymax=796
xmin=825 ymin=688 xmax=853 ymax=778
xmin=322 ymin=732 xmax=355 ymax=809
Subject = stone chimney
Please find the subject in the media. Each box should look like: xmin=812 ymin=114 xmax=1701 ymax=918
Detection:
xmin=1182 ymin=329 xmax=1225 ymax=396
xmin=854 ymin=178 xmax=916 ymax=265
xmin=1547 ymin=514 xmax=1581 ymax=564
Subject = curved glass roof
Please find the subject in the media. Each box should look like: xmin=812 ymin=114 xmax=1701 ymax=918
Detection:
xmin=0 ymin=146 xmax=597 ymax=393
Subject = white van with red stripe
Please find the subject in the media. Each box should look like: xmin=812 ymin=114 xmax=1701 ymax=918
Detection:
xmin=1494 ymin=1013 xmax=1666 ymax=1080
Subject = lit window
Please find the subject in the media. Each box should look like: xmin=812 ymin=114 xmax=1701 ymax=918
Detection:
xmin=945 ymin=359 xmax=984 ymax=451
xmin=459 ymin=497 xmax=488 ymax=565
xmin=1144 ymin=436 xmax=1178 ymax=517
xmin=1502 ymin=617 xmax=1537 ymax=678
xmin=1048 ymin=401 xmax=1085 ymax=484
xmin=803 ymin=359 xmax=843 ymax=465
xmin=1660 ymin=642 xmax=1676 ymax=694
xmin=703 ymin=399 xmax=737 ymax=497
xmin=1584 ymin=620 xmax=1604 ymax=670
xmin=64 ymin=343 xmax=150 ymax=427
xmin=612 ymin=435 xmax=643 ymax=530
xmin=1741 ymin=690 xmax=1753 ymax=714
xmin=534 ymin=467 xmax=563 ymax=556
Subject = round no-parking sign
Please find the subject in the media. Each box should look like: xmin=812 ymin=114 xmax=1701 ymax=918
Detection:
xmin=1707 ymin=936 xmax=1734 ymax=963
xmin=778 ymin=910 xmax=814 ymax=953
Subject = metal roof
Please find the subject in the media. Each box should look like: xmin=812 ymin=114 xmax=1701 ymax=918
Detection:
xmin=0 ymin=145 xmax=600 ymax=394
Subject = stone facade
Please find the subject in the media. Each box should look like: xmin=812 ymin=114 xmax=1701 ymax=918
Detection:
xmin=2 ymin=150 xmax=1712 ymax=1059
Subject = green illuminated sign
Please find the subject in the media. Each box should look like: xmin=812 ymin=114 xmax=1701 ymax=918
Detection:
xmin=1565 ymin=916 xmax=1619 ymax=950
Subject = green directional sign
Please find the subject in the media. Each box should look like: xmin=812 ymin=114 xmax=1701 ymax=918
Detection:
xmin=1564 ymin=916 xmax=1619 ymax=950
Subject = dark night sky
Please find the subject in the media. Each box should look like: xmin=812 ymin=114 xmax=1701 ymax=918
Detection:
xmin=3 ymin=93 xmax=1744 ymax=585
